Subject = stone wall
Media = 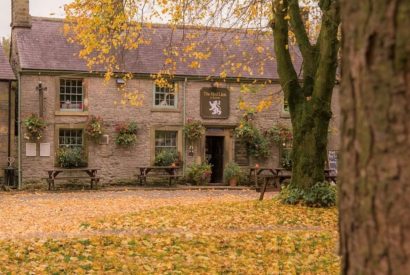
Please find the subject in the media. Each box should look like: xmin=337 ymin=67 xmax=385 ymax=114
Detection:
xmin=18 ymin=74 xmax=340 ymax=184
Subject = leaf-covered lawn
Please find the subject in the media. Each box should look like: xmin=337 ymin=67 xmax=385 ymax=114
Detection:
xmin=0 ymin=199 xmax=340 ymax=274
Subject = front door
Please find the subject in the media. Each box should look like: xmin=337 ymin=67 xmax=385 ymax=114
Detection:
xmin=205 ymin=136 xmax=224 ymax=183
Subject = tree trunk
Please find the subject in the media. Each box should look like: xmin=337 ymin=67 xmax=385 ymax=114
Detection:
xmin=272 ymin=0 xmax=339 ymax=190
xmin=291 ymin=101 xmax=331 ymax=188
xmin=340 ymin=0 xmax=410 ymax=274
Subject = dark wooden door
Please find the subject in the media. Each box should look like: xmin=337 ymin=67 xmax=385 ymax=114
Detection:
xmin=205 ymin=136 xmax=224 ymax=183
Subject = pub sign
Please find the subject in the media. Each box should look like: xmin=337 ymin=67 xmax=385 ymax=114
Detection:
xmin=200 ymin=87 xmax=230 ymax=119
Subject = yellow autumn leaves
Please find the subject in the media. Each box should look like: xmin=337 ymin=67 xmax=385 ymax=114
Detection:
xmin=0 ymin=199 xmax=340 ymax=274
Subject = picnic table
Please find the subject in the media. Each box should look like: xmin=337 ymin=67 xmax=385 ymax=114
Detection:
xmin=258 ymin=168 xmax=338 ymax=200
xmin=44 ymin=168 xmax=100 ymax=190
xmin=136 ymin=166 xmax=181 ymax=186
xmin=248 ymin=167 xmax=277 ymax=187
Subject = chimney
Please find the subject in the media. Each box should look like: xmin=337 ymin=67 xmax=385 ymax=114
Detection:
xmin=11 ymin=0 xmax=31 ymax=28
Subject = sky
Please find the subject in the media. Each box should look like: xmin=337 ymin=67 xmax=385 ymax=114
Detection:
xmin=0 ymin=0 xmax=72 ymax=38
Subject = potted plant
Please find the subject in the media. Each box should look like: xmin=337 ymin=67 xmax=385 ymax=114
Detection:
xmin=85 ymin=115 xmax=104 ymax=141
xmin=23 ymin=114 xmax=46 ymax=141
xmin=115 ymin=121 xmax=138 ymax=146
xmin=154 ymin=149 xmax=179 ymax=166
xmin=186 ymin=162 xmax=212 ymax=185
xmin=223 ymin=162 xmax=242 ymax=186
xmin=56 ymin=147 xmax=87 ymax=168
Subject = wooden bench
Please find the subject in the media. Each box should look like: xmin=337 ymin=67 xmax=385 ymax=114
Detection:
xmin=43 ymin=176 xmax=100 ymax=190
xmin=136 ymin=166 xmax=181 ymax=186
xmin=45 ymin=168 xmax=101 ymax=190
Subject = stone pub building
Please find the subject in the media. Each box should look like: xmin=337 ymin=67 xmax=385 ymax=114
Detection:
xmin=2 ymin=0 xmax=340 ymax=187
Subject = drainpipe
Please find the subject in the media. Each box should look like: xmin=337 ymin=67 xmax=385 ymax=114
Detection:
xmin=17 ymin=72 xmax=22 ymax=189
xmin=7 ymin=80 xmax=12 ymax=158
xmin=182 ymin=77 xmax=187 ymax=176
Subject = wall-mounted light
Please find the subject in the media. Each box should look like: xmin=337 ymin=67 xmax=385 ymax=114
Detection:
xmin=116 ymin=78 xmax=126 ymax=85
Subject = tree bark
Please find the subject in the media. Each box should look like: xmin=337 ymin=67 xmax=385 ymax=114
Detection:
xmin=340 ymin=0 xmax=410 ymax=274
xmin=272 ymin=0 xmax=339 ymax=189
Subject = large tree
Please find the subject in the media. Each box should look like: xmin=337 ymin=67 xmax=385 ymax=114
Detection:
xmin=339 ymin=0 xmax=410 ymax=273
xmin=65 ymin=0 xmax=340 ymax=190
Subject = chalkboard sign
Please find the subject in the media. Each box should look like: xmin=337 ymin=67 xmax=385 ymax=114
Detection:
xmin=235 ymin=140 xmax=249 ymax=166
xmin=328 ymin=150 xmax=338 ymax=174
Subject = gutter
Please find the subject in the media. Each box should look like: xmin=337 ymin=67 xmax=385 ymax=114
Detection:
xmin=19 ymin=69 xmax=280 ymax=84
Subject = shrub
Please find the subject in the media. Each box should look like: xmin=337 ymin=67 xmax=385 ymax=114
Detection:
xmin=56 ymin=147 xmax=87 ymax=168
xmin=23 ymin=114 xmax=46 ymax=141
xmin=223 ymin=162 xmax=242 ymax=182
xmin=303 ymin=182 xmax=337 ymax=207
xmin=115 ymin=122 xmax=138 ymax=146
xmin=278 ymin=182 xmax=337 ymax=208
xmin=85 ymin=116 xmax=104 ymax=140
xmin=186 ymin=163 xmax=212 ymax=185
xmin=154 ymin=149 xmax=179 ymax=166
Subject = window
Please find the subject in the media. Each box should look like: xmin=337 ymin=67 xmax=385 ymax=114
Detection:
xmin=154 ymin=83 xmax=176 ymax=107
xmin=155 ymin=131 xmax=177 ymax=154
xmin=60 ymin=79 xmax=83 ymax=111
xmin=59 ymin=129 xmax=83 ymax=148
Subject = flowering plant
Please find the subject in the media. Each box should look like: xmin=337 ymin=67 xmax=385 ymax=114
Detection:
xmin=186 ymin=162 xmax=212 ymax=185
xmin=235 ymin=120 xmax=269 ymax=159
xmin=23 ymin=114 xmax=46 ymax=141
xmin=183 ymin=119 xmax=205 ymax=142
xmin=115 ymin=121 xmax=138 ymax=146
xmin=267 ymin=124 xmax=293 ymax=147
xmin=85 ymin=116 xmax=104 ymax=140
xmin=56 ymin=146 xmax=87 ymax=168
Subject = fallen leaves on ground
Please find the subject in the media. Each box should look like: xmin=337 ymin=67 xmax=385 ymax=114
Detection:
xmin=0 ymin=194 xmax=339 ymax=274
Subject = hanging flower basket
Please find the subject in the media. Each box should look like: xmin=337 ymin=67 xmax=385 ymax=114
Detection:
xmin=23 ymin=114 xmax=46 ymax=141
xmin=267 ymin=124 xmax=293 ymax=147
xmin=115 ymin=121 xmax=138 ymax=146
xmin=183 ymin=119 xmax=205 ymax=142
xmin=85 ymin=115 xmax=104 ymax=141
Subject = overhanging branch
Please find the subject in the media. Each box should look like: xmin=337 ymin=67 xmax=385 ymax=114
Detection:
xmin=272 ymin=0 xmax=301 ymax=98
xmin=288 ymin=0 xmax=313 ymax=61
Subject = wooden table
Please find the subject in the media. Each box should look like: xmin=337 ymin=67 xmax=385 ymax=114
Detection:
xmin=136 ymin=166 xmax=181 ymax=186
xmin=45 ymin=168 xmax=100 ymax=190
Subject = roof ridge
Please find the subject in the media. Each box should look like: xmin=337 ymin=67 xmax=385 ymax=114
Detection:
xmin=30 ymin=16 xmax=268 ymax=34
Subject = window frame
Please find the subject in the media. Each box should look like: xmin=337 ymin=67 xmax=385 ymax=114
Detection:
xmin=54 ymin=124 xmax=88 ymax=166
xmin=154 ymin=130 xmax=178 ymax=155
xmin=152 ymin=82 xmax=178 ymax=109
xmin=150 ymin=126 xmax=183 ymax=164
xmin=58 ymin=128 xmax=84 ymax=148
xmin=56 ymin=78 xmax=88 ymax=115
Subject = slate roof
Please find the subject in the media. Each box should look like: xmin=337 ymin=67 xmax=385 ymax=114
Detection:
xmin=14 ymin=17 xmax=302 ymax=80
xmin=0 ymin=45 xmax=15 ymax=80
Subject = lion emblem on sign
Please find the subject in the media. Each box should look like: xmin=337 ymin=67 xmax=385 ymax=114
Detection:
xmin=209 ymin=100 xmax=222 ymax=115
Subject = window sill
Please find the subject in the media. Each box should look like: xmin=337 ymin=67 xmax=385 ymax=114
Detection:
xmin=280 ymin=111 xmax=291 ymax=119
xmin=151 ymin=108 xmax=180 ymax=113
xmin=55 ymin=111 xmax=89 ymax=116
